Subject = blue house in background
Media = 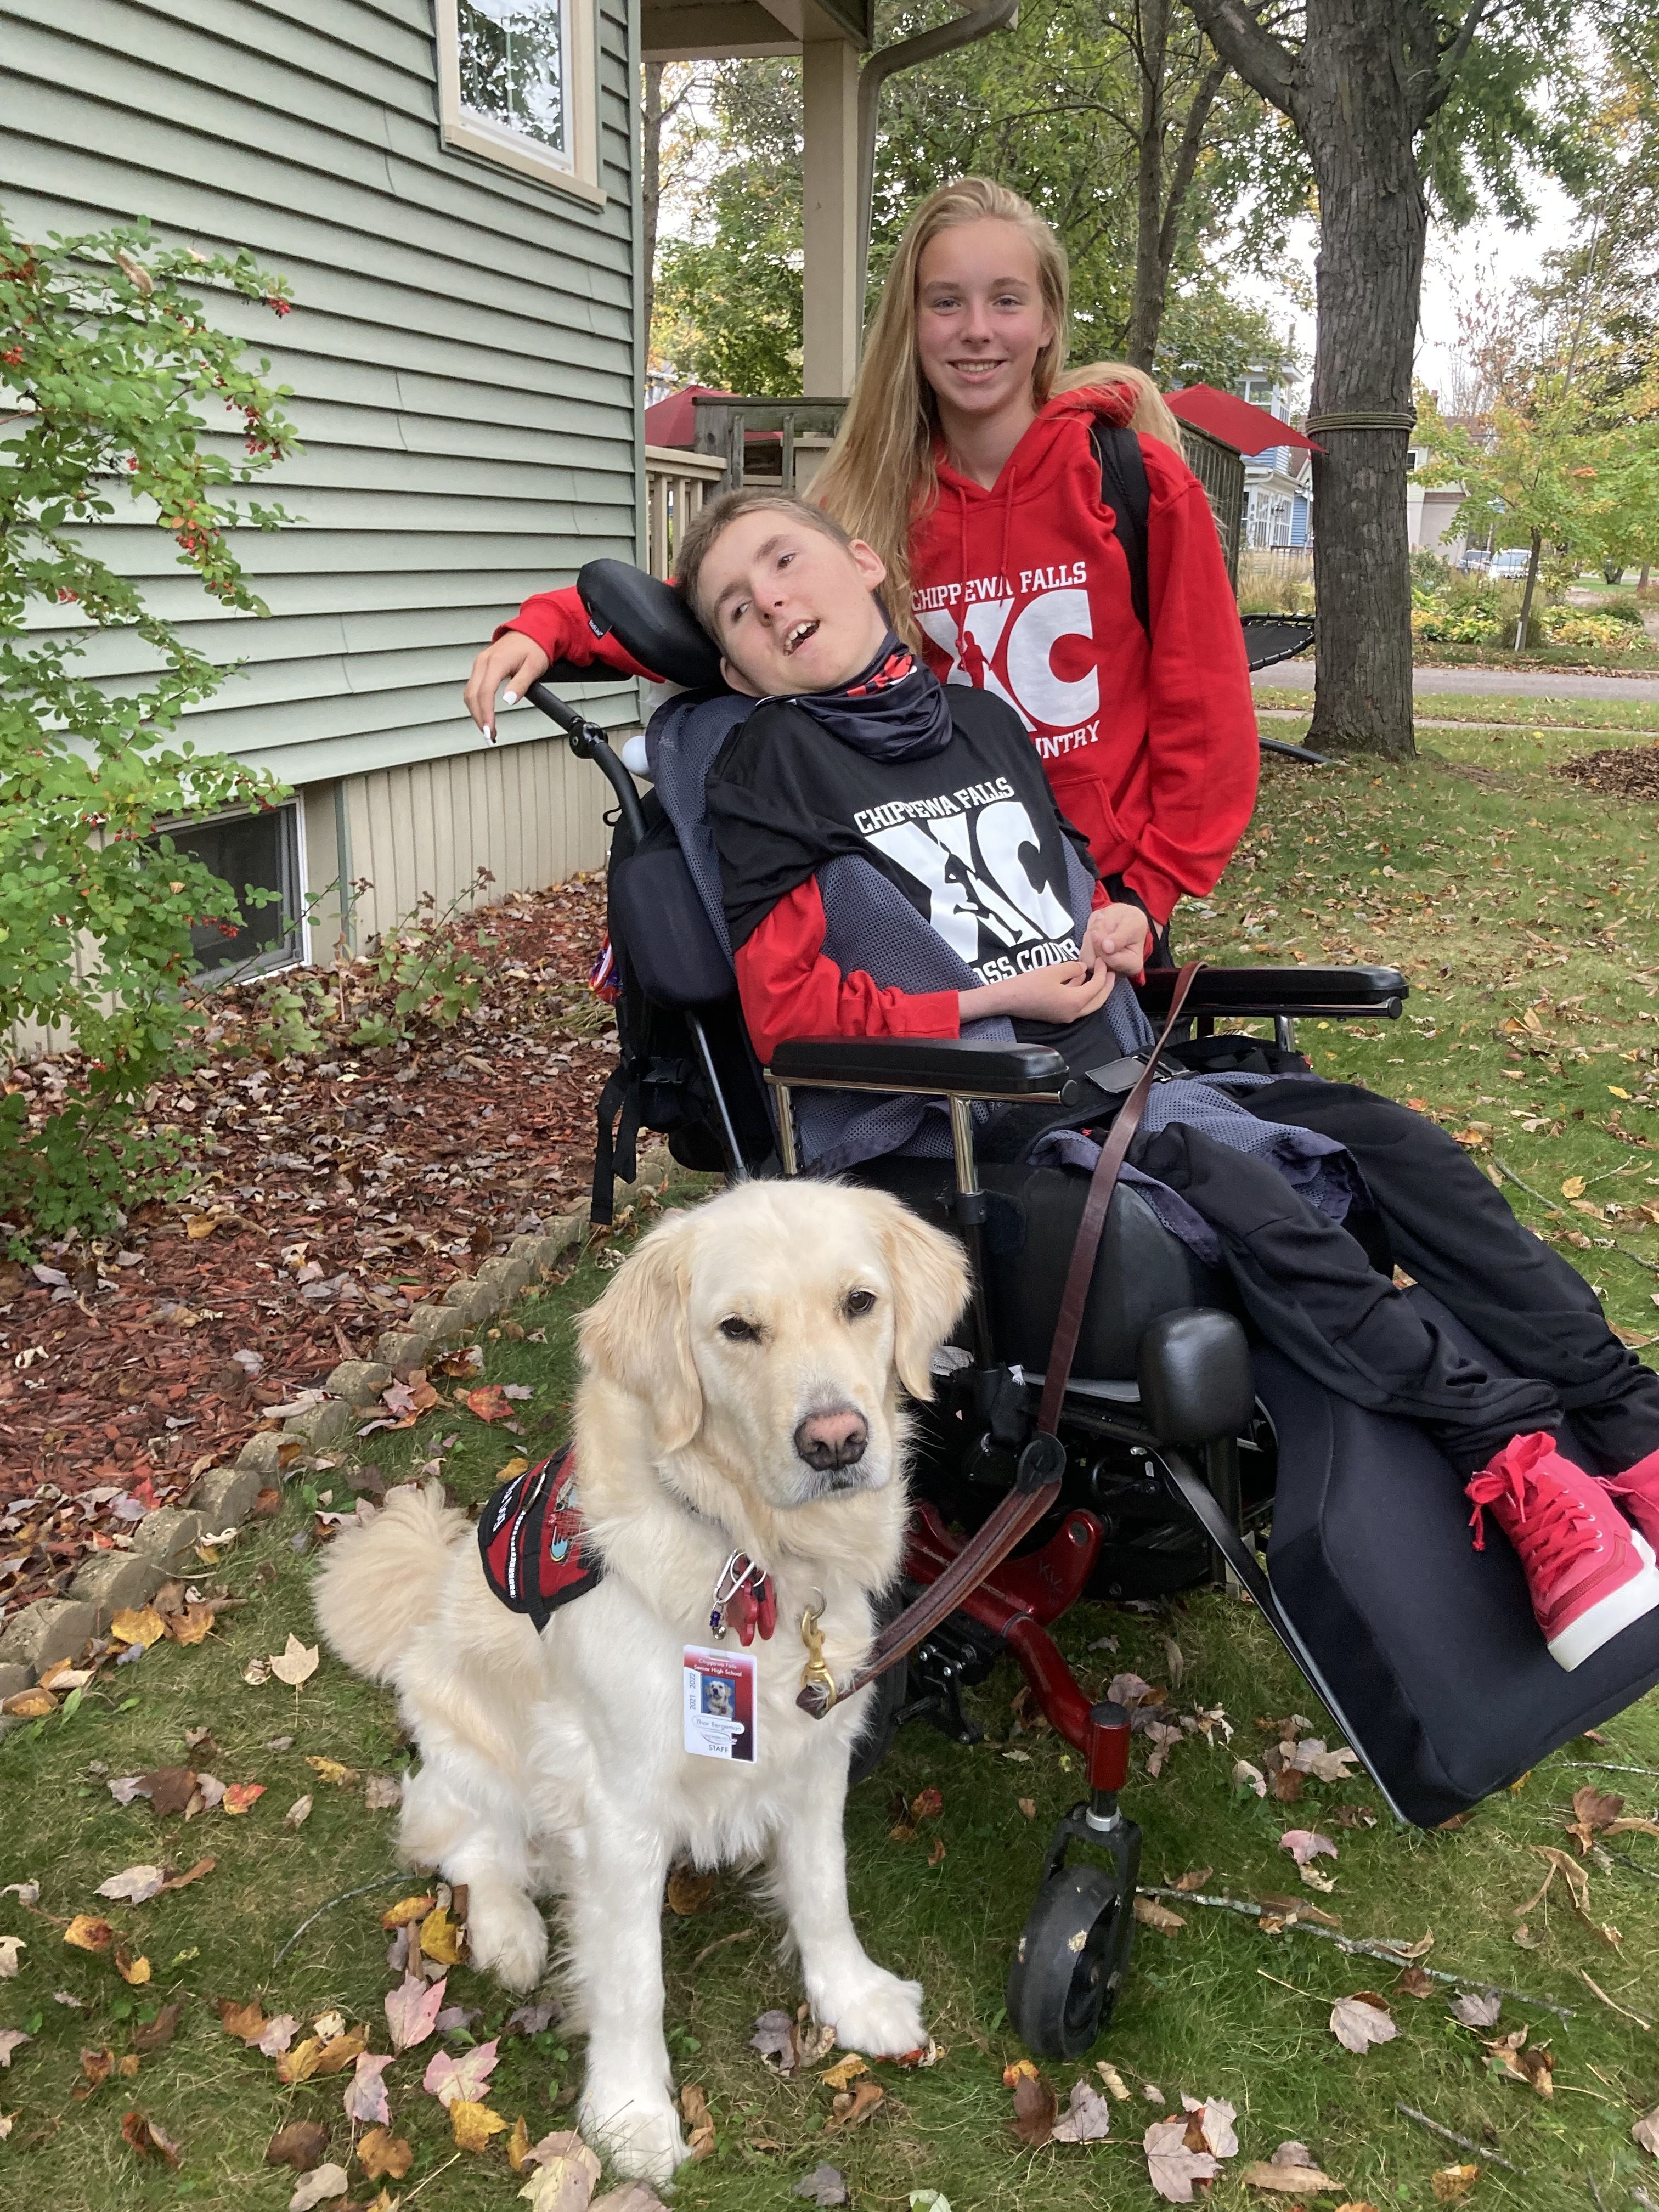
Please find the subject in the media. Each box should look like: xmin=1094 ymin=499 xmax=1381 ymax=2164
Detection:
xmin=1235 ymin=366 xmax=1312 ymax=549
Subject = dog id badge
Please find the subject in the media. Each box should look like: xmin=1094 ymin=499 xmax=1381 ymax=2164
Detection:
xmin=683 ymin=1644 xmax=758 ymax=1764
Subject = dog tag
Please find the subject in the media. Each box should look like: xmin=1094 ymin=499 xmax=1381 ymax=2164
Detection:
xmin=683 ymin=1644 xmax=758 ymax=1763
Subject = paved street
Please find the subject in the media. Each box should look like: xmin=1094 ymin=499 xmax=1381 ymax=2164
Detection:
xmin=1254 ymin=662 xmax=1659 ymax=703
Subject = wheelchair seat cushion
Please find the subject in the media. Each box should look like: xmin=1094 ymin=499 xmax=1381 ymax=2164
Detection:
xmin=1260 ymin=1286 xmax=1659 ymax=1827
xmin=845 ymin=1155 xmax=1234 ymax=1379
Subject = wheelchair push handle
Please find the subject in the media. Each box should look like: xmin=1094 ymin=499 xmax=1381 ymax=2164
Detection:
xmin=524 ymin=678 xmax=650 ymax=846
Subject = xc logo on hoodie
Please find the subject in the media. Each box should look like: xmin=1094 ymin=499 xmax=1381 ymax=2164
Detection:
xmin=916 ymin=579 xmax=1100 ymax=744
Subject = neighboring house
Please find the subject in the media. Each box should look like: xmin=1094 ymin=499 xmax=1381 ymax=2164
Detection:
xmin=1404 ymin=442 xmax=1473 ymax=560
xmin=2 ymin=0 xmax=871 ymax=986
xmin=1232 ymin=364 xmax=1312 ymax=549
xmin=1243 ymin=447 xmax=1312 ymax=549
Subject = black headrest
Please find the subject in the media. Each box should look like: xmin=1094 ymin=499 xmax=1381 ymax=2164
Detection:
xmin=575 ymin=558 xmax=724 ymax=691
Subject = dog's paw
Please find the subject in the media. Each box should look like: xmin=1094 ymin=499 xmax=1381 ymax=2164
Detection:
xmin=578 ymin=2080 xmax=688 ymax=2183
xmin=465 ymin=1885 xmax=548 ymax=1993
xmin=811 ymin=1962 xmax=927 ymax=2058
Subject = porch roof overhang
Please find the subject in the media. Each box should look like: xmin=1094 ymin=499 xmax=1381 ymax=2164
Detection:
xmin=642 ymin=0 xmax=871 ymax=59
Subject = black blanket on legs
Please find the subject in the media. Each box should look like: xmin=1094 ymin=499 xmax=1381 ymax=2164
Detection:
xmin=1260 ymin=1286 xmax=1659 ymax=1827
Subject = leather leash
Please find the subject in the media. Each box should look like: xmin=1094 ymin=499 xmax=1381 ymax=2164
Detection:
xmin=798 ymin=960 xmax=1207 ymax=1717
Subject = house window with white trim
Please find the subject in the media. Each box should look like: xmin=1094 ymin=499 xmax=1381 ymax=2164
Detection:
xmin=435 ymin=0 xmax=601 ymax=203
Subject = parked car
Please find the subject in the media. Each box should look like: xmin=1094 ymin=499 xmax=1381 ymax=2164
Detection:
xmin=1489 ymin=547 xmax=1532 ymax=578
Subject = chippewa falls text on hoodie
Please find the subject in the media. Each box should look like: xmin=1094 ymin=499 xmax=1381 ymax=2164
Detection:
xmin=495 ymin=383 xmax=1257 ymax=926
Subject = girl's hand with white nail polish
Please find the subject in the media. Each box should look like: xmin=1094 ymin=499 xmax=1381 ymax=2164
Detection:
xmin=464 ymin=632 xmax=550 ymax=736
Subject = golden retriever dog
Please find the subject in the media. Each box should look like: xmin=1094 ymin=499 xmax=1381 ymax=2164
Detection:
xmin=314 ymin=1178 xmax=969 ymax=2182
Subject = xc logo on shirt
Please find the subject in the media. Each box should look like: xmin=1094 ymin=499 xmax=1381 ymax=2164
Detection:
xmin=861 ymin=797 xmax=1074 ymax=967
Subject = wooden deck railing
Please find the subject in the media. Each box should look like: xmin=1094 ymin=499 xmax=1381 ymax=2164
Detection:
xmin=644 ymin=444 xmax=727 ymax=579
xmin=691 ymin=396 xmax=848 ymax=494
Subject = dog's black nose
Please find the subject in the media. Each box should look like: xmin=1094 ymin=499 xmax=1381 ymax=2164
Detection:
xmin=794 ymin=1407 xmax=868 ymax=1473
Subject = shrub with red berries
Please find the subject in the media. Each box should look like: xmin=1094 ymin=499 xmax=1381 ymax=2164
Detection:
xmin=1 ymin=210 xmax=300 ymax=1240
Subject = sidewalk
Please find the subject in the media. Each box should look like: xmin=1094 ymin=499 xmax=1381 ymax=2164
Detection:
xmin=1254 ymin=663 xmax=1659 ymax=703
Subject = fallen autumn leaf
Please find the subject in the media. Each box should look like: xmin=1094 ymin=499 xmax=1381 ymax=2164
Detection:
xmin=121 ymin=2108 xmax=182 ymax=2169
xmin=1051 ymin=2079 xmax=1113 ymax=2142
xmin=423 ymin=2038 xmax=500 ymax=2107
xmin=357 ymin=2125 xmax=414 ymax=2179
xmin=269 ymin=1635 xmax=320 ymax=1688
xmin=344 ymin=2051 xmax=394 ymax=2125
xmin=266 ymin=2118 xmax=330 ymax=2171
xmin=289 ymin=2161 xmax=350 ymax=2210
xmin=1329 ymin=1994 xmax=1398 ymax=2055
xmin=385 ymin=1971 xmax=447 ymax=2053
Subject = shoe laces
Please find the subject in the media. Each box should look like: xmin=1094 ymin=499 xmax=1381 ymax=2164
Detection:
xmin=1466 ymin=1458 xmax=1602 ymax=1577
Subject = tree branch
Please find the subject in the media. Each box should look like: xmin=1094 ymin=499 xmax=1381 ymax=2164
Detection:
xmin=1157 ymin=50 xmax=1229 ymax=272
xmin=1183 ymin=0 xmax=1297 ymax=118
xmin=1415 ymin=0 xmax=1492 ymax=126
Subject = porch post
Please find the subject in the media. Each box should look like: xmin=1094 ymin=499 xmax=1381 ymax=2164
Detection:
xmin=800 ymin=36 xmax=859 ymax=396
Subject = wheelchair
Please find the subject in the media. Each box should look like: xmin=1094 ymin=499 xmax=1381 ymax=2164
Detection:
xmin=518 ymin=561 xmax=1659 ymax=2061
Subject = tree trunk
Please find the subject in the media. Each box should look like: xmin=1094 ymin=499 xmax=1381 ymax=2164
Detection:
xmin=1515 ymin=527 xmax=1543 ymax=651
xmin=1296 ymin=11 xmax=1425 ymax=759
xmin=642 ymin=60 xmax=665 ymax=358
xmin=1186 ymin=0 xmax=1459 ymax=761
xmin=1125 ymin=0 xmax=1171 ymax=371
xmin=1124 ymin=15 xmax=1227 ymax=373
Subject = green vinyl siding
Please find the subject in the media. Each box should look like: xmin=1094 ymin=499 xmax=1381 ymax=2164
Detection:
xmin=1 ymin=0 xmax=644 ymax=785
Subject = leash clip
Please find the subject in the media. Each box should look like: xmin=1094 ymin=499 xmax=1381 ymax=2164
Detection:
xmin=798 ymin=1590 xmax=838 ymax=1711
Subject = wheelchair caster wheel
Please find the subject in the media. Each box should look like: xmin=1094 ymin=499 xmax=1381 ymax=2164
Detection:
xmin=1006 ymin=1863 xmax=1133 ymax=2059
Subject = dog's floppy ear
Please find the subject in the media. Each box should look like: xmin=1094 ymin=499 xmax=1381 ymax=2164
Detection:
xmin=867 ymin=1192 xmax=972 ymax=1401
xmin=577 ymin=1207 xmax=703 ymax=1449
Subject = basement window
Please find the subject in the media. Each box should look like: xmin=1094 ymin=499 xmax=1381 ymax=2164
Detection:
xmin=157 ymin=802 xmax=305 ymax=983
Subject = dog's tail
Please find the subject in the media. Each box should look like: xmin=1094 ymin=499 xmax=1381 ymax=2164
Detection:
xmin=312 ymin=1479 xmax=464 ymax=1685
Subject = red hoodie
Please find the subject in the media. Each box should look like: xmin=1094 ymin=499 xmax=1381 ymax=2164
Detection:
xmin=907 ymin=383 xmax=1256 ymax=925
xmin=500 ymin=382 xmax=1256 ymax=924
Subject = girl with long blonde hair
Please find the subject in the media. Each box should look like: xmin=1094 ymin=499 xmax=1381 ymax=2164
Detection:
xmin=461 ymin=176 xmax=1253 ymax=958
xmin=810 ymin=176 xmax=1257 ymax=960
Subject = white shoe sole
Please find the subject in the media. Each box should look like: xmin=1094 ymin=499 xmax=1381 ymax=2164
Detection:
xmin=1548 ymin=1532 xmax=1659 ymax=1671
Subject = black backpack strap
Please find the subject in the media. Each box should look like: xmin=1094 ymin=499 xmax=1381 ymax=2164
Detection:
xmin=590 ymin=1066 xmax=640 ymax=1227
xmin=1091 ymin=420 xmax=1152 ymax=638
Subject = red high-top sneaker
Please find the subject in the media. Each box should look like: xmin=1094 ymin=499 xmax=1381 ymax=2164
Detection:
xmin=1466 ymin=1432 xmax=1659 ymax=1672
xmin=1602 ymin=1444 xmax=1659 ymax=1553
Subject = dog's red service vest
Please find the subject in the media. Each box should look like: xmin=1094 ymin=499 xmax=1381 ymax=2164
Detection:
xmin=477 ymin=1445 xmax=604 ymax=1630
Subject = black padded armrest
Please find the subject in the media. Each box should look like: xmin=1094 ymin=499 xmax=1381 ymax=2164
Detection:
xmin=768 ymin=1035 xmax=1076 ymax=1100
xmin=1138 ymin=964 xmax=1407 ymax=1019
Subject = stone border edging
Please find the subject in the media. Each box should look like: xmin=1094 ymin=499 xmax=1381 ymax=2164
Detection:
xmin=0 ymin=1146 xmax=694 ymax=1726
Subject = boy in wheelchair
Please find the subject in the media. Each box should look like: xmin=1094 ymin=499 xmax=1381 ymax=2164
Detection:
xmin=667 ymin=487 xmax=1659 ymax=1676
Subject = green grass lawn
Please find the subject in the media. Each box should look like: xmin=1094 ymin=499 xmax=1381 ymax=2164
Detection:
xmin=7 ymin=731 xmax=1659 ymax=2211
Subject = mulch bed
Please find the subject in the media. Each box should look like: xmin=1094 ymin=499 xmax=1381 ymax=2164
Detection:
xmin=1555 ymin=744 xmax=1659 ymax=801
xmin=0 ymin=878 xmax=617 ymax=1596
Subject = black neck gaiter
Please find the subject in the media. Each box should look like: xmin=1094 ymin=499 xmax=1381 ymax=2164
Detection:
xmin=789 ymin=633 xmax=954 ymax=761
